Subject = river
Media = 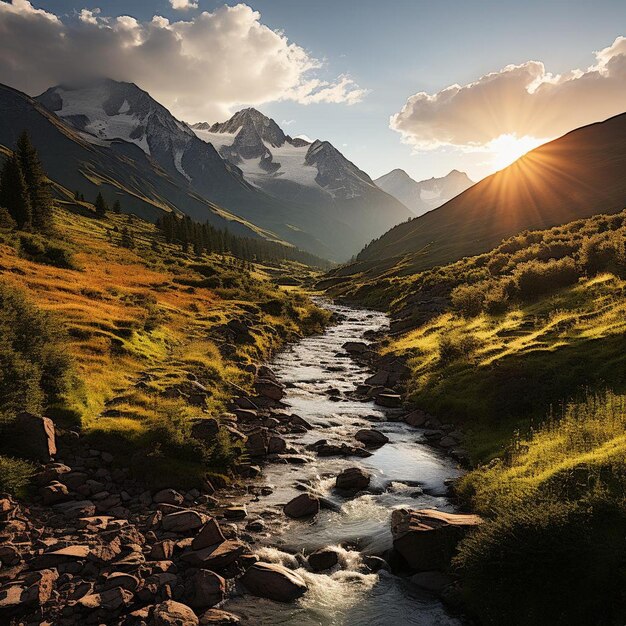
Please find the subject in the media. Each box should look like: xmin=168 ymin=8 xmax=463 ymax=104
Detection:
xmin=228 ymin=301 xmax=463 ymax=625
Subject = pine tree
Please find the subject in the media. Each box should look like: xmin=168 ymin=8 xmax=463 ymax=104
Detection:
xmin=120 ymin=227 xmax=134 ymax=249
xmin=0 ymin=155 xmax=31 ymax=229
xmin=112 ymin=199 xmax=122 ymax=214
xmin=94 ymin=192 xmax=107 ymax=218
xmin=16 ymin=131 xmax=54 ymax=232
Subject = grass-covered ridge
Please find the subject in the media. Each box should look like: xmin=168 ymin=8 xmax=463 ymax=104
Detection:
xmin=0 ymin=201 xmax=329 ymax=487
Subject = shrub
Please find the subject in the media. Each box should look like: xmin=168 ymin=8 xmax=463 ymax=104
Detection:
xmin=438 ymin=331 xmax=481 ymax=364
xmin=450 ymin=283 xmax=486 ymax=317
xmin=19 ymin=234 xmax=79 ymax=270
xmin=483 ymin=281 xmax=510 ymax=315
xmin=0 ymin=455 xmax=36 ymax=495
xmin=512 ymin=257 xmax=580 ymax=301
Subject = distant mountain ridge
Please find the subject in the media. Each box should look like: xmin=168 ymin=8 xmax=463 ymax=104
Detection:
xmin=358 ymin=112 xmax=626 ymax=269
xmin=375 ymin=168 xmax=473 ymax=216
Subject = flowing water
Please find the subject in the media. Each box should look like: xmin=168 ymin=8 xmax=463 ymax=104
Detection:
xmin=229 ymin=301 xmax=463 ymax=625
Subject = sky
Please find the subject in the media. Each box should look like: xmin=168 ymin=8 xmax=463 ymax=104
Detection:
xmin=0 ymin=0 xmax=625 ymax=182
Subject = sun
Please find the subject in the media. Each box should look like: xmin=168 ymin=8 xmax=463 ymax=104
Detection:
xmin=488 ymin=134 xmax=547 ymax=171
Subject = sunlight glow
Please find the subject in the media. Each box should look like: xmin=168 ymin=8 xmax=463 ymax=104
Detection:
xmin=487 ymin=134 xmax=548 ymax=171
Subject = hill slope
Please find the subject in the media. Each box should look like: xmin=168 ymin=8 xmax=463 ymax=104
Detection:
xmin=358 ymin=112 xmax=626 ymax=269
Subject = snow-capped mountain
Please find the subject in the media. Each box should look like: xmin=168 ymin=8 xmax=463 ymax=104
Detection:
xmin=34 ymin=80 xmax=411 ymax=260
xmin=192 ymin=108 xmax=412 ymax=254
xmin=375 ymin=169 xmax=474 ymax=216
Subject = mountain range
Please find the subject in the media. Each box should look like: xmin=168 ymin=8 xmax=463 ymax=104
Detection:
xmin=375 ymin=168 xmax=473 ymax=216
xmin=28 ymin=80 xmax=411 ymax=261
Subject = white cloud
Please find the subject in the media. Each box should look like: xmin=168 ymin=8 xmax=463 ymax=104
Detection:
xmin=0 ymin=1 xmax=366 ymax=120
xmin=391 ymin=36 xmax=626 ymax=150
xmin=169 ymin=0 xmax=198 ymax=10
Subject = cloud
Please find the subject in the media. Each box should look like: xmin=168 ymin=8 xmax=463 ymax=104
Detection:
xmin=391 ymin=36 xmax=626 ymax=150
xmin=0 ymin=1 xmax=366 ymax=120
xmin=169 ymin=0 xmax=198 ymax=10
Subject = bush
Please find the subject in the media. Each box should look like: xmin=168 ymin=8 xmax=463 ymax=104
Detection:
xmin=438 ymin=331 xmax=481 ymax=364
xmin=19 ymin=234 xmax=79 ymax=270
xmin=0 ymin=455 xmax=36 ymax=495
xmin=512 ymin=257 xmax=580 ymax=301
xmin=450 ymin=283 xmax=486 ymax=317
xmin=0 ymin=282 xmax=74 ymax=424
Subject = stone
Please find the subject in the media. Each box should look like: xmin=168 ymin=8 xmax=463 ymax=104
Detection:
xmin=181 ymin=540 xmax=245 ymax=570
xmin=308 ymin=548 xmax=339 ymax=571
xmin=374 ymin=394 xmax=402 ymax=408
xmin=154 ymin=489 xmax=185 ymax=506
xmin=438 ymin=436 xmax=458 ymax=448
xmin=53 ymin=500 xmax=96 ymax=518
xmin=187 ymin=570 xmax=226 ymax=608
xmin=31 ymin=545 xmax=90 ymax=569
xmin=342 ymin=341 xmax=368 ymax=354
xmin=199 ymin=608 xmax=241 ymax=624
xmin=78 ymin=587 xmax=134 ymax=610
xmin=150 ymin=540 xmax=176 ymax=561
xmin=254 ymin=379 xmax=284 ymax=402
xmin=403 ymin=410 xmax=429 ymax=428
xmin=0 ymin=544 xmax=21 ymax=566
xmin=20 ymin=568 xmax=58 ymax=606
xmin=153 ymin=600 xmax=199 ymax=626
xmin=410 ymin=571 xmax=455 ymax=596
xmin=364 ymin=370 xmax=388 ymax=386
xmin=391 ymin=508 xmax=482 ymax=572
xmin=268 ymin=436 xmax=287 ymax=454
xmin=38 ymin=480 xmax=70 ymax=505
xmin=191 ymin=418 xmax=220 ymax=442
xmin=335 ymin=467 xmax=371 ymax=492
xmin=162 ymin=510 xmax=206 ymax=533
xmin=240 ymin=562 xmax=307 ymax=603
xmin=283 ymin=494 xmax=320 ymax=519
xmin=223 ymin=506 xmax=246 ymax=520
xmin=354 ymin=429 xmax=389 ymax=447
xmin=13 ymin=412 xmax=57 ymax=461
xmin=192 ymin=520 xmax=225 ymax=551
xmin=103 ymin=572 xmax=141 ymax=592
xmin=245 ymin=429 xmax=269 ymax=457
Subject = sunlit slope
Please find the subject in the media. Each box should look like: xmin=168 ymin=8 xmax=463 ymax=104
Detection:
xmin=357 ymin=112 xmax=626 ymax=269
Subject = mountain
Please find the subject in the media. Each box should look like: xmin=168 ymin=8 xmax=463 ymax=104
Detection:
xmin=0 ymin=82 xmax=271 ymax=240
xmin=356 ymin=112 xmax=626 ymax=269
xmin=192 ymin=108 xmax=413 ymax=257
xmin=375 ymin=169 xmax=473 ymax=216
xmin=35 ymin=82 xmax=412 ymax=260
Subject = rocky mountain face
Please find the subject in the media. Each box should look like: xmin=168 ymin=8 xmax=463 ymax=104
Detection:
xmin=375 ymin=169 xmax=474 ymax=216
xmin=358 ymin=112 xmax=626 ymax=269
xmin=192 ymin=108 xmax=413 ymax=259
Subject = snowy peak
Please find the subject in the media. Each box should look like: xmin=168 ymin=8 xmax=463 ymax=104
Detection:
xmin=375 ymin=168 xmax=474 ymax=216
xmin=202 ymin=108 xmax=287 ymax=148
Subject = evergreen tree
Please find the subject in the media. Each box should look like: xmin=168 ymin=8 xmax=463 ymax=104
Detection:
xmin=120 ymin=227 xmax=134 ymax=249
xmin=0 ymin=155 xmax=31 ymax=229
xmin=112 ymin=199 xmax=122 ymax=214
xmin=94 ymin=192 xmax=107 ymax=218
xmin=16 ymin=131 xmax=54 ymax=232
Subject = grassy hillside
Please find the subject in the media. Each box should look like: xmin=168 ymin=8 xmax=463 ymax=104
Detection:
xmin=0 ymin=201 xmax=328 ymax=488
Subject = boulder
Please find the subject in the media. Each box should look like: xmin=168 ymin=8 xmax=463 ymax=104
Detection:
xmin=154 ymin=489 xmax=184 ymax=506
xmin=364 ymin=371 xmax=388 ymax=386
xmin=391 ymin=508 xmax=482 ymax=572
xmin=223 ymin=506 xmax=247 ymax=520
xmin=240 ymin=562 xmax=307 ymax=603
xmin=192 ymin=519 xmax=225 ymax=551
xmin=375 ymin=394 xmax=402 ymax=408
xmin=153 ymin=600 xmax=199 ymax=626
xmin=162 ymin=510 xmax=206 ymax=533
xmin=187 ymin=570 xmax=226 ymax=608
xmin=40 ymin=481 xmax=70 ymax=504
xmin=410 ymin=571 xmax=455 ymax=596
xmin=199 ymin=609 xmax=241 ymax=624
xmin=77 ymin=587 xmax=134 ymax=611
xmin=12 ymin=412 xmax=56 ymax=461
xmin=335 ymin=467 xmax=371 ymax=492
xmin=254 ymin=379 xmax=284 ymax=402
xmin=308 ymin=548 xmax=339 ymax=571
xmin=245 ymin=429 xmax=269 ymax=457
xmin=403 ymin=410 xmax=429 ymax=428
xmin=283 ymin=494 xmax=320 ymax=519
xmin=150 ymin=540 xmax=175 ymax=561
xmin=181 ymin=540 xmax=245 ymax=570
xmin=268 ymin=436 xmax=287 ymax=454
xmin=53 ymin=500 xmax=96 ymax=518
xmin=342 ymin=341 xmax=368 ymax=354
xmin=31 ymin=545 xmax=90 ymax=569
xmin=354 ymin=429 xmax=389 ymax=447
xmin=191 ymin=418 xmax=220 ymax=442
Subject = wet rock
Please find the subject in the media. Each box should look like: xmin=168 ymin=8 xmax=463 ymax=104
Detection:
xmin=199 ymin=608 xmax=241 ymax=624
xmin=192 ymin=520 xmax=225 ymax=551
xmin=240 ymin=562 xmax=307 ymax=603
xmin=403 ymin=410 xmax=430 ymax=428
xmin=153 ymin=600 xmax=199 ymax=626
xmin=364 ymin=370 xmax=388 ymax=386
xmin=223 ymin=506 xmax=247 ymax=520
xmin=181 ymin=540 xmax=246 ymax=570
xmin=154 ymin=489 xmax=185 ymax=506
xmin=187 ymin=570 xmax=225 ymax=608
xmin=245 ymin=429 xmax=269 ymax=458
xmin=362 ymin=555 xmax=389 ymax=573
xmin=288 ymin=414 xmax=313 ymax=430
xmin=308 ymin=548 xmax=339 ymax=571
xmin=245 ymin=519 xmax=265 ymax=532
xmin=438 ymin=436 xmax=458 ymax=448
xmin=342 ymin=341 xmax=368 ymax=354
xmin=268 ymin=435 xmax=288 ymax=454
xmin=410 ymin=571 xmax=455 ymax=596
xmin=375 ymin=394 xmax=402 ymax=408
xmin=354 ymin=429 xmax=389 ymax=447
xmin=391 ymin=508 xmax=482 ymax=572
xmin=13 ymin=412 xmax=57 ymax=461
xmin=335 ymin=467 xmax=371 ymax=492
xmin=162 ymin=509 xmax=206 ymax=533
xmin=283 ymin=494 xmax=320 ymax=519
